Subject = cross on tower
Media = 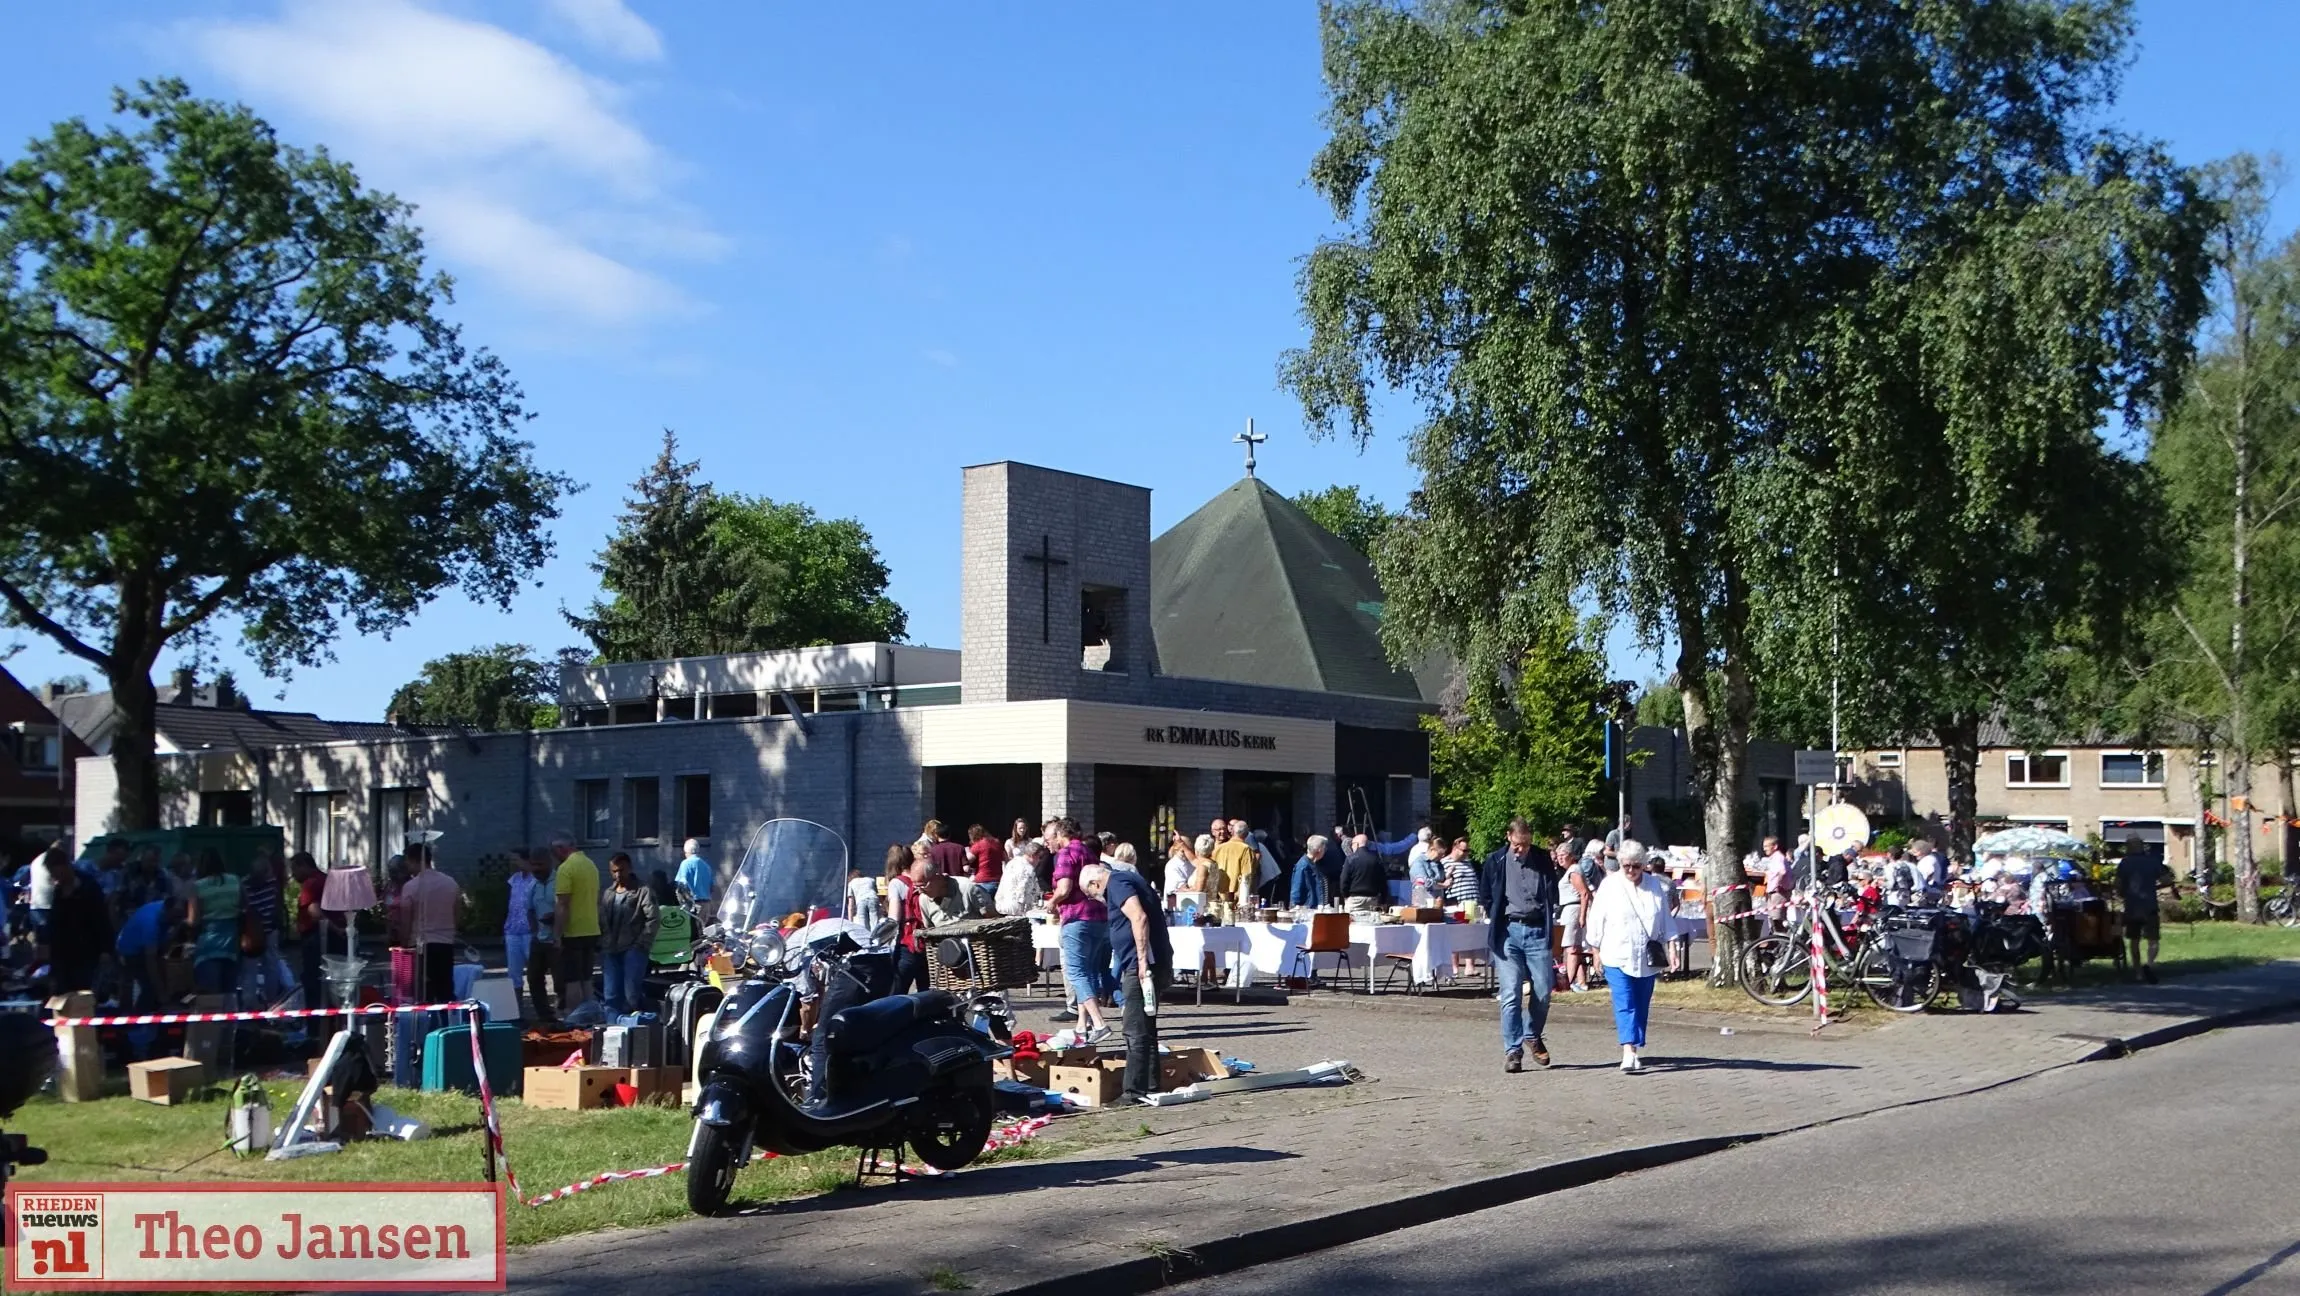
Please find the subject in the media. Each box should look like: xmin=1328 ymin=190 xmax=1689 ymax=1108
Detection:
xmin=1234 ymin=418 xmax=1267 ymax=478
xmin=1020 ymin=534 xmax=1069 ymax=644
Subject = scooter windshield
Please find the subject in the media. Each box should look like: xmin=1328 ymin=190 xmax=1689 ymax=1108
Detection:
xmin=718 ymin=818 xmax=850 ymax=938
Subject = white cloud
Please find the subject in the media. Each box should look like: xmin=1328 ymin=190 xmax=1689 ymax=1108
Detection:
xmin=542 ymin=0 xmax=664 ymax=62
xmin=922 ymin=347 xmax=960 ymax=370
xmin=185 ymin=0 xmax=716 ymax=326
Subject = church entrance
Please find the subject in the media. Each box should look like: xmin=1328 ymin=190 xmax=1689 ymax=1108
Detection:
xmin=1094 ymin=765 xmax=1178 ymax=857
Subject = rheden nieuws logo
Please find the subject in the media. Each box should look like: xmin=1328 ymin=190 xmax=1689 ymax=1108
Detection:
xmin=5 ymin=1182 xmax=505 ymax=1292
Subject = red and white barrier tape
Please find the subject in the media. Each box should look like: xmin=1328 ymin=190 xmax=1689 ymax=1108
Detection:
xmin=520 ymin=1115 xmax=1056 ymax=1207
xmin=1808 ymin=907 xmax=1830 ymax=1031
xmin=462 ymin=1004 xmax=522 ymax=1201
xmin=48 ymin=1001 xmax=477 ymax=1028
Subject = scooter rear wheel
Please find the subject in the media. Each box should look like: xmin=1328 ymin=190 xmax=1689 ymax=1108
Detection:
xmin=908 ymin=1084 xmax=994 ymax=1173
xmin=686 ymin=1122 xmax=738 ymax=1215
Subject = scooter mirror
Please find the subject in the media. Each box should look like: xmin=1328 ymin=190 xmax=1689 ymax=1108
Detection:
xmin=871 ymin=919 xmax=899 ymax=946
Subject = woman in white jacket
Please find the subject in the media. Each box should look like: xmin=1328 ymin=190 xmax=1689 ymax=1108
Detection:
xmin=1584 ymin=840 xmax=1679 ymax=1073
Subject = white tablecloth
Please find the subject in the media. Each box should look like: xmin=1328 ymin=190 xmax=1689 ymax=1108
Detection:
xmin=1028 ymin=919 xmax=1256 ymax=994
xmin=1235 ymin=919 xmax=1491 ymax=991
xmin=1353 ymin=920 xmax=1491 ymax=988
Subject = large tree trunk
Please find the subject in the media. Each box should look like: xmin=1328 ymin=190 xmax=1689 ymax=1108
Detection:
xmin=1937 ymin=713 xmax=1981 ymax=868
xmin=109 ymin=665 xmax=162 ymax=831
xmin=2280 ymin=753 xmax=2296 ymax=878
xmin=1682 ymin=648 xmax=1755 ymax=988
xmin=2191 ymin=734 xmax=2218 ymax=895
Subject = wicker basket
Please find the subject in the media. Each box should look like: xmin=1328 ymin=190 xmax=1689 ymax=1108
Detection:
xmin=927 ymin=917 xmax=1038 ymax=991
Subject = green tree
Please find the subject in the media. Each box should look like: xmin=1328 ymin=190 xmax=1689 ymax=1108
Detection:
xmin=1426 ymin=622 xmax=1609 ymax=854
xmin=1633 ymin=679 xmax=1684 ymax=730
xmin=569 ymin=432 xmax=907 ymax=661
xmin=708 ymin=494 xmax=906 ymax=647
xmin=2140 ymin=157 xmax=2300 ymax=920
xmin=1291 ymin=485 xmax=1396 ymax=562
xmin=385 ymin=644 xmax=557 ymax=731
xmin=0 ymin=82 xmax=568 ymax=829
xmin=1286 ymin=0 xmax=2208 ymax=981
xmin=566 ymin=430 xmax=753 ymax=662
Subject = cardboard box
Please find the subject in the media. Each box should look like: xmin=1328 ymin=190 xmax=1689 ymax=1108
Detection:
xmin=46 ymin=992 xmax=102 ymax=1104
xmin=523 ymin=1064 xmax=623 ymax=1111
xmin=1396 ymin=907 xmax=1447 ymax=924
xmin=1049 ymin=1057 xmax=1125 ymax=1109
xmin=522 ymin=1029 xmax=594 ymax=1069
xmin=995 ymin=1055 xmax=1052 ymax=1088
xmin=181 ymin=994 xmax=231 ymax=1075
xmin=620 ymin=1065 xmax=685 ymax=1105
xmin=1157 ymin=1047 xmax=1232 ymax=1092
xmin=707 ymin=953 xmax=736 ymax=978
xmin=130 ymin=1057 xmax=208 ymax=1105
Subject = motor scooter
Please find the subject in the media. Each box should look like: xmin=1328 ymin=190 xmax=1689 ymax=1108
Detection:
xmin=685 ymin=820 xmax=1007 ymax=1215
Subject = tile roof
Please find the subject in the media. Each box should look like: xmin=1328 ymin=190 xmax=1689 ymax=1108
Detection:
xmin=1150 ymin=478 xmax=1440 ymax=703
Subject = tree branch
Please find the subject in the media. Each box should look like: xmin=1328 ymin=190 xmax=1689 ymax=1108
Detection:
xmin=0 ymin=575 xmax=112 ymax=669
xmin=2170 ymin=605 xmax=2236 ymax=697
xmin=158 ymin=568 xmax=261 ymax=641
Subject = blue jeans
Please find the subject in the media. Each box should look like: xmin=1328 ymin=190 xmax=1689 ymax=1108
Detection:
xmin=505 ymin=932 xmax=533 ymax=1016
xmin=1059 ymin=921 xmax=1114 ymax=1007
xmin=600 ymin=946 xmax=648 ymax=1013
xmin=1494 ymin=920 xmax=1553 ymax=1055
xmin=1603 ymin=966 xmax=1656 ymax=1047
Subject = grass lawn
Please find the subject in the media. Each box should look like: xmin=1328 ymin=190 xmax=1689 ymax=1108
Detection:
xmin=7 ymin=1080 xmax=1109 ymax=1248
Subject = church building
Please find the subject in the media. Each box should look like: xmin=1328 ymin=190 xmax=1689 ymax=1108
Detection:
xmin=74 ymin=461 xmax=1439 ymax=882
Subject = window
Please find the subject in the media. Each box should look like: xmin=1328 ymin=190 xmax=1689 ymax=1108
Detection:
xmin=676 ymin=774 xmax=711 ymax=841
xmin=2101 ymin=751 xmax=2166 ymax=787
xmin=299 ymin=791 xmax=349 ymax=866
xmin=2005 ymin=752 xmax=2070 ymax=787
xmin=200 ymin=790 xmax=254 ymax=827
xmin=377 ymin=787 xmax=426 ymax=856
xmin=13 ymin=729 xmax=60 ymax=773
xmin=626 ymin=777 xmax=662 ymax=843
xmin=662 ymin=696 xmax=696 ymax=722
xmin=1874 ymin=752 xmax=1903 ymax=769
xmin=574 ymin=706 xmax=609 ymax=727
xmin=611 ymin=702 xmax=654 ymax=725
xmin=710 ymin=692 xmax=757 ymax=719
xmin=576 ymin=779 xmax=612 ymax=845
xmin=1081 ymin=586 xmax=1127 ymax=672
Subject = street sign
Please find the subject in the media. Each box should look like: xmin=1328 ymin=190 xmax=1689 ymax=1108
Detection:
xmin=1794 ymin=749 xmax=1838 ymax=785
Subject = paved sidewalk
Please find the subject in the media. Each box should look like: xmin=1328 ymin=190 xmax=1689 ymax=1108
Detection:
xmin=509 ymin=960 xmax=2300 ymax=1295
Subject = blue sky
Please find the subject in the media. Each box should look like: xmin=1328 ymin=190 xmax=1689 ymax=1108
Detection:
xmin=2 ymin=0 xmax=2295 ymax=719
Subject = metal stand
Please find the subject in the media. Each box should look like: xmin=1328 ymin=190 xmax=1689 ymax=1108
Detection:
xmin=854 ymin=1137 xmax=916 ymax=1185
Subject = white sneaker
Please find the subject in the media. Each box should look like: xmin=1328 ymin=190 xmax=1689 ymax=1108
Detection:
xmin=1627 ymin=1054 xmax=1644 ymax=1074
xmin=1620 ymin=1046 xmax=1636 ymax=1072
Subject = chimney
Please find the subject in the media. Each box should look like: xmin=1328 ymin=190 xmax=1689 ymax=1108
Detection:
xmin=170 ymin=668 xmax=196 ymax=704
xmin=39 ymin=683 xmax=62 ymax=706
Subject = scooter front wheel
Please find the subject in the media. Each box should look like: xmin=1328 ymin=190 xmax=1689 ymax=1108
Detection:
xmin=908 ymin=1084 xmax=994 ymax=1173
xmin=686 ymin=1121 xmax=739 ymax=1215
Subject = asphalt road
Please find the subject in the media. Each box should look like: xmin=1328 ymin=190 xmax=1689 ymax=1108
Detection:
xmin=1171 ymin=1013 xmax=2300 ymax=1296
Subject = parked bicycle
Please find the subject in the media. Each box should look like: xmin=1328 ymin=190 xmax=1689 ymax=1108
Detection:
xmin=1739 ymin=883 xmax=1904 ymax=1009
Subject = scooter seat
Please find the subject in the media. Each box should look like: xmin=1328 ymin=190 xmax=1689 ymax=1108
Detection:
xmin=826 ymin=990 xmax=958 ymax=1054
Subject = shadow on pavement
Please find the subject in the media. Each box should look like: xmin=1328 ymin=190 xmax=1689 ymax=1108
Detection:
xmin=1239 ymin=1215 xmax=2282 ymax=1296
xmin=731 ymin=1146 xmax=1300 ymax=1216
xmin=1634 ymin=1057 xmax=1859 ymax=1074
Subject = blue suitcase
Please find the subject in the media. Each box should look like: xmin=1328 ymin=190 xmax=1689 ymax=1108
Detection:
xmin=420 ymin=1021 xmax=524 ymax=1096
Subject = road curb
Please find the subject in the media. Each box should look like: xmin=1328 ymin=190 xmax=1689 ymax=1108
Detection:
xmin=2092 ymin=992 xmax=2300 ymax=1059
xmin=994 ymin=1134 xmax=1759 ymax=1296
xmin=994 ymin=989 xmax=2300 ymax=1296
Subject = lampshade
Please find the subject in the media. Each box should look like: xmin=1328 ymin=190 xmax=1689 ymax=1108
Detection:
xmin=321 ymin=864 xmax=378 ymax=912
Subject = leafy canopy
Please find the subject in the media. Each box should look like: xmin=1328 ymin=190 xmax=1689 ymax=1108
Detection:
xmin=0 ymin=80 xmax=570 ymax=826
xmin=568 ymin=430 xmax=905 ymax=662
xmin=1290 ymin=485 xmax=1397 ymax=562
xmin=1426 ymin=621 xmax=1609 ymax=854
xmin=385 ymin=643 xmax=558 ymax=732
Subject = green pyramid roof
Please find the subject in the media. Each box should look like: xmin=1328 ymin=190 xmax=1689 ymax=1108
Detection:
xmin=1150 ymin=478 xmax=1435 ymax=703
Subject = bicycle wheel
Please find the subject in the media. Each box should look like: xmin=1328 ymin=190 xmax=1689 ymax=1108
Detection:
xmin=1739 ymin=935 xmax=1813 ymax=1007
xmin=1854 ymin=943 xmax=1938 ymax=1013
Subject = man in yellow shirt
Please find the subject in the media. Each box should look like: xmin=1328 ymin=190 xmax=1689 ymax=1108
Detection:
xmin=550 ymin=832 xmax=602 ymax=1015
xmin=1212 ymin=820 xmax=1260 ymax=910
